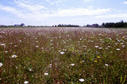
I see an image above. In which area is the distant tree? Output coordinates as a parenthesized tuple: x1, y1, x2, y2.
(57, 24, 80, 27)
(101, 21, 127, 28)
(86, 24, 100, 28)
(20, 23, 25, 27)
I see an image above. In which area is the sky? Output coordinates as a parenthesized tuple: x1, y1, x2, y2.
(0, 0, 127, 26)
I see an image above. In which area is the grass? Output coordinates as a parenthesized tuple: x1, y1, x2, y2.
(0, 28, 127, 84)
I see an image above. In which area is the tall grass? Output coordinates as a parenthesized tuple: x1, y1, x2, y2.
(0, 28, 127, 84)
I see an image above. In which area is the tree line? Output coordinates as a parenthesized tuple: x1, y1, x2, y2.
(52, 24, 80, 27)
(102, 21, 127, 28)
(0, 21, 127, 28)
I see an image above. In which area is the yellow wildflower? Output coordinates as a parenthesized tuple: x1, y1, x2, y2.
(94, 59, 97, 63)
(97, 56, 101, 59)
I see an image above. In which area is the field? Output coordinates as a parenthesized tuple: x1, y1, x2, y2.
(0, 27, 127, 84)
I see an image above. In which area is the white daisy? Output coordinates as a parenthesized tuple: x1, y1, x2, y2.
(70, 63, 75, 66)
(105, 64, 109, 67)
(99, 47, 103, 50)
(60, 51, 65, 55)
(122, 45, 125, 48)
(0, 43, 5, 47)
(19, 40, 22, 42)
(49, 64, 52, 68)
(36, 41, 39, 43)
(0, 62, 3, 67)
(11, 55, 17, 58)
(95, 46, 99, 48)
(28, 68, 32, 72)
(35, 45, 39, 48)
(5, 51, 8, 53)
(79, 78, 85, 82)
(44, 72, 48, 76)
(24, 81, 29, 84)
(116, 48, 120, 51)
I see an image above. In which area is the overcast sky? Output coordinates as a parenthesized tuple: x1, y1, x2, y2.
(0, 0, 127, 25)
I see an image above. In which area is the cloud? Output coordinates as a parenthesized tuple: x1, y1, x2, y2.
(46, 0, 66, 5)
(0, 5, 24, 18)
(0, 3, 111, 21)
(55, 8, 110, 17)
(0, 0, 111, 25)
(123, 1, 127, 4)
(14, 0, 46, 12)
(96, 13, 127, 19)
(83, 0, 94, 2)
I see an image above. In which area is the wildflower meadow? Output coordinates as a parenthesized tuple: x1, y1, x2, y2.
(0, 28, 127, 84)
